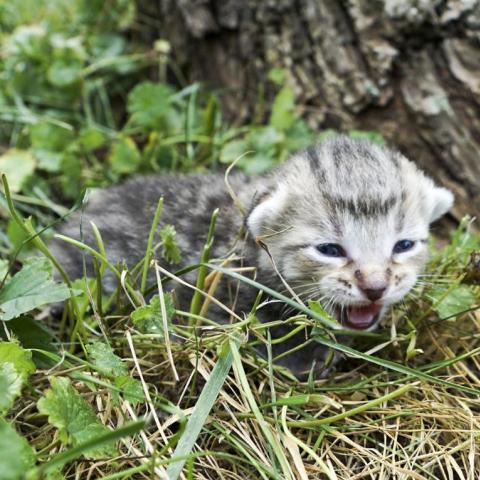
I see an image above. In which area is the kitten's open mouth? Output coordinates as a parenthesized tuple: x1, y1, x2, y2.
(335, 303, 382, 330)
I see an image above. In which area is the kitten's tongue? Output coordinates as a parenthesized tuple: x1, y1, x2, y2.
(345, 304, 381, 330)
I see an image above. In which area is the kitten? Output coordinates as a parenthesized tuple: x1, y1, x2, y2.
(51, 136, 453, 377)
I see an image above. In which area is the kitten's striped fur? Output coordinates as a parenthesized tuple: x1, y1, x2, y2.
(51, 136, 453, 377)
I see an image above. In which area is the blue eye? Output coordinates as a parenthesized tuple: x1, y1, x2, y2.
(316, 243, 346, 257)
(393, 240, 415, 254)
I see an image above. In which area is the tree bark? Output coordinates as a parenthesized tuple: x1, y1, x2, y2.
(138, 0, 480, 223)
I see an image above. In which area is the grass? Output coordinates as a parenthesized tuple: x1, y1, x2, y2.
(2, 178, 480, 478)
(1, 1, 480, 478)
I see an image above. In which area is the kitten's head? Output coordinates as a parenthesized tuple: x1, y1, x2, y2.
(247, 137, 453, 330)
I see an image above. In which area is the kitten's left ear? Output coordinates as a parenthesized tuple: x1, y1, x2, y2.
(429, 186, 454, 223)
(246, 185, 288, 238)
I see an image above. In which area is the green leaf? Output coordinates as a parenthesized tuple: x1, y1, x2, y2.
(0, 260, 8, 280)
(86, 341, 127, 377)
(7, 219, 31, 252)
(160, 224, 181, 264)
(108, 137, 141, 174)
(0, 363, 23, 414)
(78, 127, 106, 152)
(47, 59, 83, 87)
(283, 119, 315, 152)
(0, 257, 72, 321)
(89, 33, 125, 59)
(0, 342, 36, 380)
(269, 85, 296, 131)
(37, 376, 116, 459)
(308, 300, 340, 332)
(32, 421, 145, 478)
(131, 293, 174, 336)
(0, 149, 36, 192)
(30, 121, 74, 152)
(0, 316, 57, 368)
(268, 67, 286, 86)
(115, 376, 144, 405)
(35, 150, 65, 172)
(430, 285, 476, 319)
(219, 138, 250, 164)
(249, 126, 280, 152)
(348, 130, 386, 146)
(0, 419, 35, 480)
(127, 81, 174, 129)
(59, 152, 83, 199)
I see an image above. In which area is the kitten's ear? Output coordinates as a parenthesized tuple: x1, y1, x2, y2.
(429, 186, 454, 223)
(246, 186, 288, 237)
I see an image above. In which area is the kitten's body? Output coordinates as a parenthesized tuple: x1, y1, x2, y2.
(51, 137, 453, 377)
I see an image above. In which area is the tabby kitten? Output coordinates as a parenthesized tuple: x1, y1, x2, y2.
(51, 137, 453, 377)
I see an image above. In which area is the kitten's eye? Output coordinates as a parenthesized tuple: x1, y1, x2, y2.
(393, 239, 415, 254)
(316, 243, 346, 257)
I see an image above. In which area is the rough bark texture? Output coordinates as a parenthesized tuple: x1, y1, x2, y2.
(138, 0, 480, 222)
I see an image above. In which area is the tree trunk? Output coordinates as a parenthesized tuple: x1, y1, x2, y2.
(138, 0, 480, 224)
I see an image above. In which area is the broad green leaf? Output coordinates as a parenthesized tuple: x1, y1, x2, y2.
(240, 153, 277, 175)
(47, 60, 83, 87)
(0, 363, 23, 414)
(283, 119, 315, 152)
(249, 126, 280, 152)
(219, 138, 250, 164)
(160, 224, 181, 264)
(269, 85, 295, 131)
(78, 127, 106, 152)
(0, 342, 36, 380)
(38, 376, 116, 459)
(0, 317, 57, 368)
(30, 121, 74, 152)
(0, 419, 35, 480)
(115, 376, 144, 405)
(108, 137, 141, 174)
(130, 293, 174, 336)
(430, 285, 476, 319)
(31, 120, 73, 173)
(8, 219, 31, 251)
(34, 150, 63, 172)
(0, 257, 71, 321)
(0, 149, 36, 192)
(127, 81, 174, 129)
(89, 33, 126, 59)
(87, 341, 127, 377)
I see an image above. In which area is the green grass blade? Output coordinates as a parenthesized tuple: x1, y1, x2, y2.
(208, 264, 480, 396)
(141, 197, 163, 294)
(206, 264, 340, 330)
(166, 339, 234, 479)
(189, 209, 219, 318)
(314, 337, 480, 396)
(29, 420, 145, 477)
(230, 340, 294, 479)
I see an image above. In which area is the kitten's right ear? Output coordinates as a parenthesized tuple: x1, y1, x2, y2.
(429, 186, 454, 223)
(246, 186, 288, 238)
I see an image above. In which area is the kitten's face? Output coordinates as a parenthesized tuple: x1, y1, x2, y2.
(247, 138, 453, 330)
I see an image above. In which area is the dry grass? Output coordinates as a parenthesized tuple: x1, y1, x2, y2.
(4, 211, 480, 479)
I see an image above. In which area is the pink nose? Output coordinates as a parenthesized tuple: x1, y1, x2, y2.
(361, 287, 387, 302)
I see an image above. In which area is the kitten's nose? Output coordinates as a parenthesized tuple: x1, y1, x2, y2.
(361, 287, 387, 302)
(355, 268, 389, 302)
